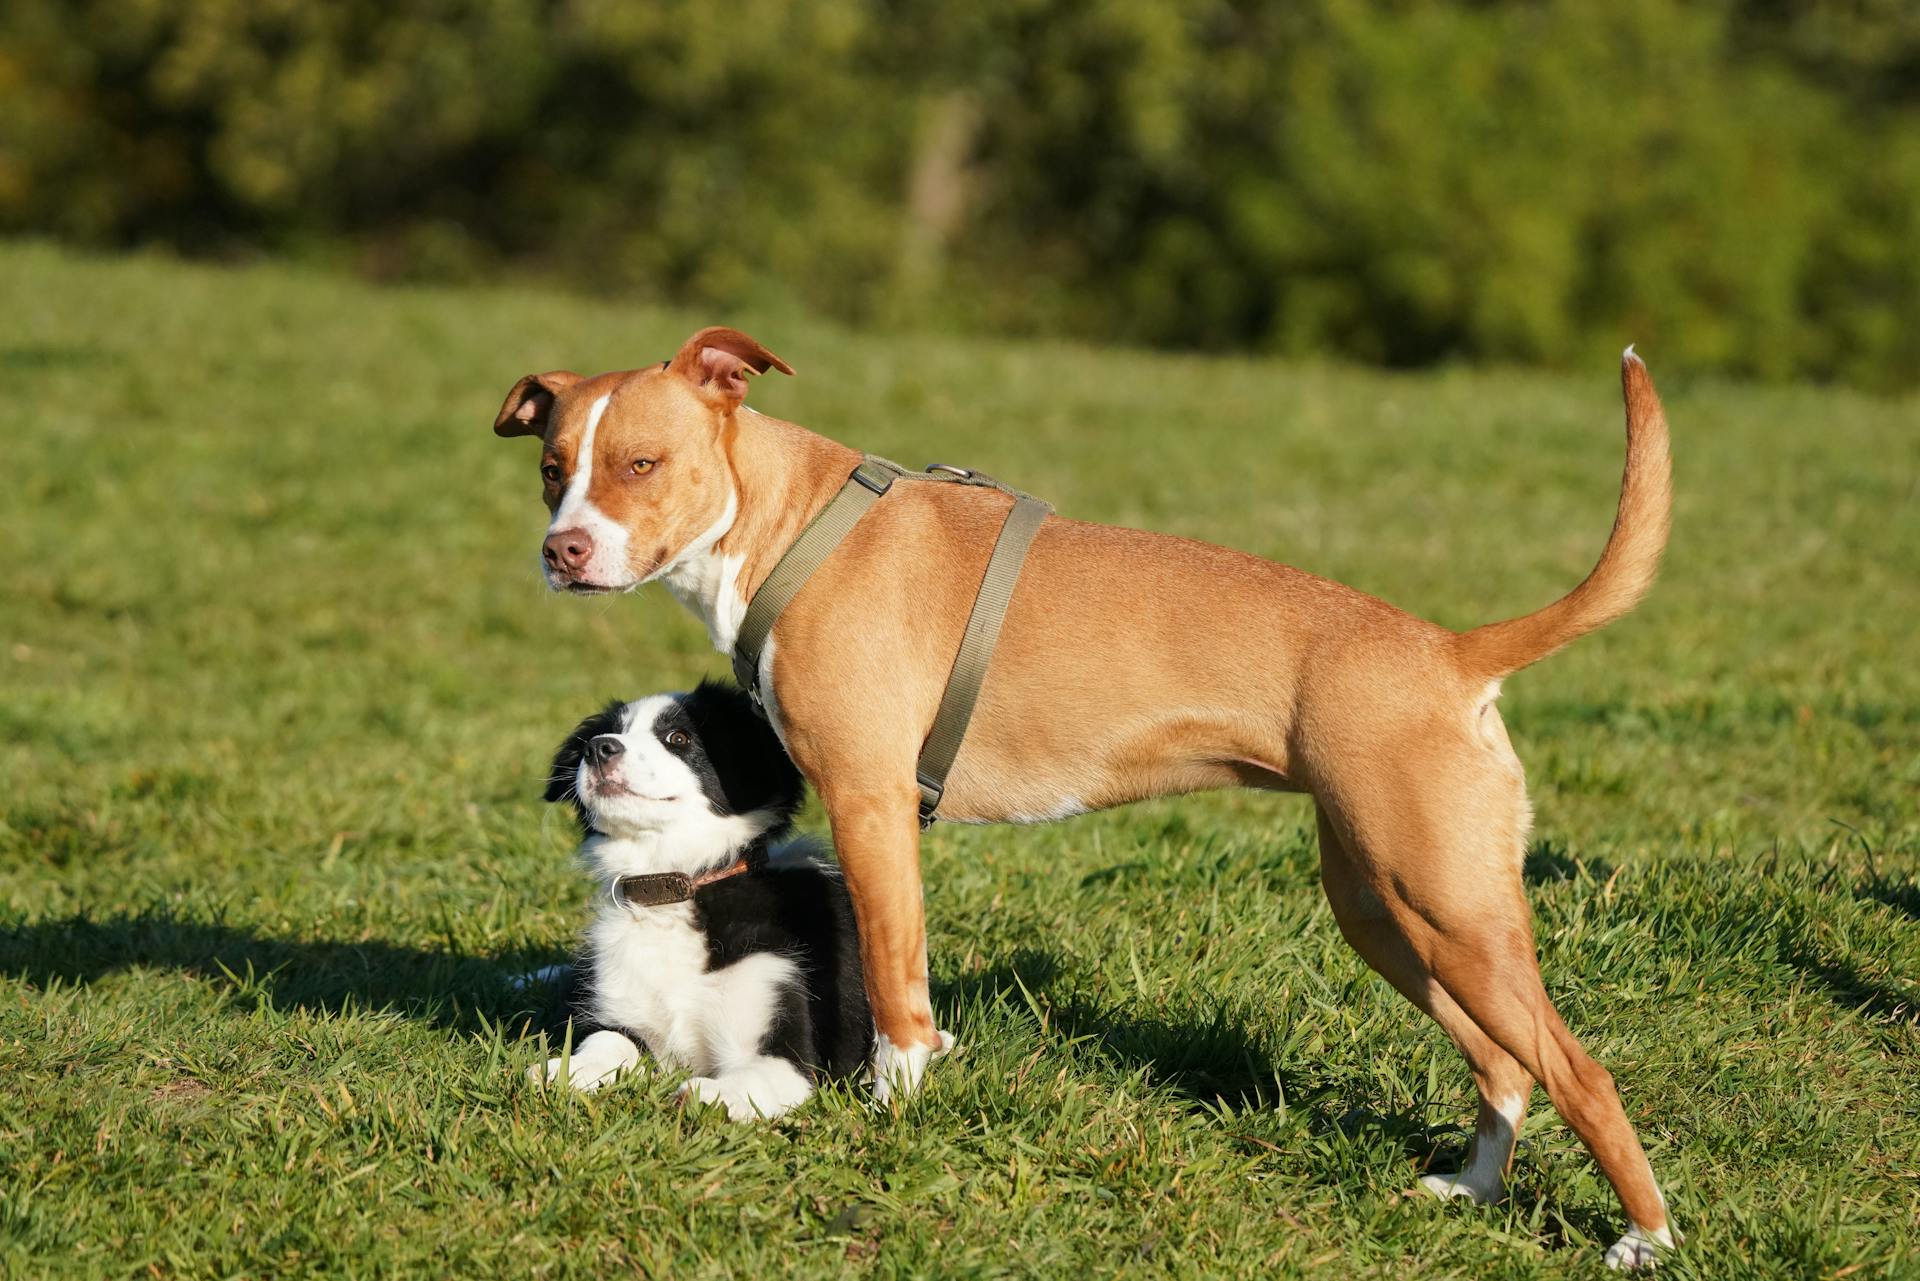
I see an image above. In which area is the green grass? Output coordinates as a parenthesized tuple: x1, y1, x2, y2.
(2, 241, 1916, 1279)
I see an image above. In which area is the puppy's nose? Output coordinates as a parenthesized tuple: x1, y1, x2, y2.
(587, 735, 624, 766)
(543, 527, 594, 574)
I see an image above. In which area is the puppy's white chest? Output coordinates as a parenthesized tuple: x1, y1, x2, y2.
(587, 906, 712, 1067)
(586, 904, 799, 1076)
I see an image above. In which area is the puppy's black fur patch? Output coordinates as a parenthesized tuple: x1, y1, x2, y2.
(696, 857, 871, 1077)
(645, 681, 805, 826)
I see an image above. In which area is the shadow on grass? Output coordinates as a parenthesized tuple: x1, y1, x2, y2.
(1776, 894, 1917, 1026)
(939, 948, 1442, 1160)
(1778, 937, 1916, 1024)
(1859, 872, 1920, 924)
(1522, 841, 1614, 886)
(0, 906, 573, 1035)
(940, 947, 1652, 1252)
(12, 912, 1634, 1244)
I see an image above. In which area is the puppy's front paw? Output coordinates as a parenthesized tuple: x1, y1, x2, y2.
(676, 1076, 749, 1120)
(532, 1029, 641, 1093)
(677, 1059, 813, 1121)
(537, 1056, 615, 1092)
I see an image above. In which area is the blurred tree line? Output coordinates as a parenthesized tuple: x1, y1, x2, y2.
(4, 0, 1917, 388)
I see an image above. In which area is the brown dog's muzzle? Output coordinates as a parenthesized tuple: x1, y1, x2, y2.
(543, 527, 594, 577)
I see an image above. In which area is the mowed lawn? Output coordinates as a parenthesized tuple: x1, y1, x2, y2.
(2, 242, 1916, 1279)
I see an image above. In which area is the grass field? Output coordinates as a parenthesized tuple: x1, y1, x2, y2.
(2, 242, 1916, 1279)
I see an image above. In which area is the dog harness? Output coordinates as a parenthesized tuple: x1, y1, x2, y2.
(612, 843, 769, 910)
(731, 457, 1052, 827)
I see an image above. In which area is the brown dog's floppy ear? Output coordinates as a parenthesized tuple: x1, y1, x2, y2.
(667, 327, 794, 408)
(493, 371, 582, 438)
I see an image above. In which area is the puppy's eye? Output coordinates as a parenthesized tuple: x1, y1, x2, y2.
(540, 464, 562, 485)
(664, 730, 691, 750)
(630, 458, 655, 476)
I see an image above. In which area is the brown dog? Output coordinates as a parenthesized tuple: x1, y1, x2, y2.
(495, 330, 1677, 1269)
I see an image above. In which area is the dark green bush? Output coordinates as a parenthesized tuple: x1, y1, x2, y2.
(3, 0, 1915, 388)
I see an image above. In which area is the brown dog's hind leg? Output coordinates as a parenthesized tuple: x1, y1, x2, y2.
(1415, 910, 1674, 1267)
(1318, 811, 1533, 1206)
(1316, 767, 1674, 1270)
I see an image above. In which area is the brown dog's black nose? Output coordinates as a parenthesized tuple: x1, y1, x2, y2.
(588, 735, 624, 766)
(543, 527, 594, 575)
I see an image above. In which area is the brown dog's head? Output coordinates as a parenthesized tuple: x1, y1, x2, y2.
(493, 327, 794, 593)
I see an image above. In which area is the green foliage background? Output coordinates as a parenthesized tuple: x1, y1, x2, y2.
(4, 0, 1919, 388)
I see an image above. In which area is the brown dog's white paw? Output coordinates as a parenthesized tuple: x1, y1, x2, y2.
(870, 1029, 955, 1105)
(1417, 1169, 1505, 1205)
(1604, 1222, 1676, 1271)
(1417, 1095, 1521, 1207)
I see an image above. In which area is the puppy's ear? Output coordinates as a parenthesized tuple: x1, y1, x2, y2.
(494, 371, 582, 438)
(542, 730, 587, 804)
(689, 679, 804, 821)
(667, 327, 794, 409)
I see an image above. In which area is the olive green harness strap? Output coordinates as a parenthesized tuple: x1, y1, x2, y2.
(912, 491, 1049, 821)
(730, 456, 1052, 826)
(729, 459, 899, 694)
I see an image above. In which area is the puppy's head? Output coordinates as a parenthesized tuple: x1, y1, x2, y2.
(493, 328, 794, 594)
(544, 681, 803, 844)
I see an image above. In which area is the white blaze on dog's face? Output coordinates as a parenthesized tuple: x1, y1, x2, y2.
(491, 328, 793, 595)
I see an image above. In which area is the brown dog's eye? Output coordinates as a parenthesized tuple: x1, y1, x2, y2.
(664, 730, 691, 750)
(631, 458, 655, 476)
(540, 464, 562, 485)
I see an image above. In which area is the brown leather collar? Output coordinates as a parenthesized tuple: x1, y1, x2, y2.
(611, 844, 769, 910)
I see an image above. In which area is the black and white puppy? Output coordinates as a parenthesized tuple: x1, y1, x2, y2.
(535, 680, 871, 1119)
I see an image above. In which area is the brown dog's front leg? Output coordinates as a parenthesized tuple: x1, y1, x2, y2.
(823, 779, 951, 1103)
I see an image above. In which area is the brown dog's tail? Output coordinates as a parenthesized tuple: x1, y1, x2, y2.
(1455, 348, 1673, 680)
